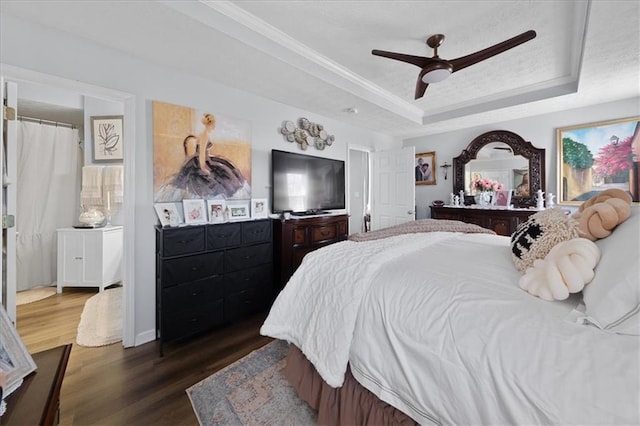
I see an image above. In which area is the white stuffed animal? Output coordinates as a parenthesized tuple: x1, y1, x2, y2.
(518, 238, 601, 301)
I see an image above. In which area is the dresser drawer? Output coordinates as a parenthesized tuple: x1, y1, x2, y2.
(310, 224, 338, 244)
(224, 264, 272, 295)
(243, 220, 271, 245)
(162, 299, 224, 342)
(160, 226, 205, 257)
(206, 223, 242, 250)
(162, 276, 224, 313)
(160, 251, 224, 288)
(224, 286, 270, 322)
(225, 243, 272, 272)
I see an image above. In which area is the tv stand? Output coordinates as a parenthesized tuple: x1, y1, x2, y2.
(273, 214, 348, 291)
(290, 210, 329, 217)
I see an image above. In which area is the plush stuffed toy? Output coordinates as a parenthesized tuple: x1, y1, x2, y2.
(511, 188, 632, 300)
(572, 188, 632, 240)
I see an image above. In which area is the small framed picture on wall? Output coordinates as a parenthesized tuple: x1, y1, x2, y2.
(183, 199, 207, 225)
(91, 115, 124, 162)
(415, 151, 437, 186)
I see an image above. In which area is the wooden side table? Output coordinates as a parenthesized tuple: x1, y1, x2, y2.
(3, 344, 72, 426)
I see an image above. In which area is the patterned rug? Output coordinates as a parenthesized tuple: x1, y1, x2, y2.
(187, 339, 317, 426)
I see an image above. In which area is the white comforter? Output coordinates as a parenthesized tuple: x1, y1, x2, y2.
(261, 232, 640, 425)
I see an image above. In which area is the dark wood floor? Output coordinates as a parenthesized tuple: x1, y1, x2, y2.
(16, 288, 273, 425)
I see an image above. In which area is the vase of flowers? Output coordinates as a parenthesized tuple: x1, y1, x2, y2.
(471, 177, 504, 206)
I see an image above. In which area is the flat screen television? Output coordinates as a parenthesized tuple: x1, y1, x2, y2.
(271, 149, 345, 215)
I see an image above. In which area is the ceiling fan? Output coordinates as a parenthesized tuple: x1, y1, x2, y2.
(372, 30, 536, 100)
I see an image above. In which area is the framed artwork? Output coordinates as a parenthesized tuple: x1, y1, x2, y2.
(415, 152, 437, 186)
(494, 189, 513, 207)
(251, 198, 268, 219)
(152, 101, 252, 202)
(91, 115, 124, 162)
(183, 199, 207, 225)
(227, 201, 251, 221)
(1, 304, 37, 397)
(207, 199, 226, 223)
(557, 117, 639, 204)
(154, 202, 183, 227)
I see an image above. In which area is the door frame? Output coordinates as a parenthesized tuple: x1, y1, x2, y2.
(0, 64, 136, 347)
(347, 145, 371, 235)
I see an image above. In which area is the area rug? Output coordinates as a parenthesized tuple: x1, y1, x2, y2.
(76, 286, 123, 347)
(187, 339, 317, 426)
(16, 286, 56, 305)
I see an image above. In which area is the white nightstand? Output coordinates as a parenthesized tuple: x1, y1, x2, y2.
(56, 226, 123, 293)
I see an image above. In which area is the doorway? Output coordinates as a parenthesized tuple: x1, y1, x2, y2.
(2, 66, 135, 347)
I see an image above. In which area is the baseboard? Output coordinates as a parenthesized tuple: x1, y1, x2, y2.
(134, 329, 156, 347)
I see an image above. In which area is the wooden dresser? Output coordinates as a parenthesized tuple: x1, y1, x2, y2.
(430, 205, 539, 236)
(3, 344, 72, 426)
(273, 214, 348, 290)
(155, 220, 273, 355)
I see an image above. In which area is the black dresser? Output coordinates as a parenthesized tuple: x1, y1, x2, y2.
(155, 219, 273, 355)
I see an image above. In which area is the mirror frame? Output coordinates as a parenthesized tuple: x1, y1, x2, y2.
(453, 130, 545, 207)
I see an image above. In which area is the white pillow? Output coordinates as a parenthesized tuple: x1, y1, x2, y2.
(582, 205, 640, 335)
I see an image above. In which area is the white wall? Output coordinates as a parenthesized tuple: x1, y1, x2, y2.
(404, 97, 640, 219)
(1, 14, 396, 345)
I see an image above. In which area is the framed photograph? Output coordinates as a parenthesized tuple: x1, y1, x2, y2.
(154, 202, 183, 227)
(415, 151, 437, 186)
(206, 199, 226, 223)
(494, 189, 513, 207)
(91, 115, 124, 162)
(557, 116, 639, 204)
(251, 198, 268, 219)
(183, 199, 207, 225)
(1, 304, 37, 397)
(227, 200, 251, 221)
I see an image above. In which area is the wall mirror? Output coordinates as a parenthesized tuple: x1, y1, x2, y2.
(453, 130, 545, 207)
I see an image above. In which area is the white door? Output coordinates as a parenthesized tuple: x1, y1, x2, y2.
(371, 146, 415, 230)
(1, 80, 18, 322)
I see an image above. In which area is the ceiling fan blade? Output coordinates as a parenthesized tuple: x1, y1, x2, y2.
(415, 78, 429, 100)
(372, 49, 430, 68)
(449, 30, 536, 73)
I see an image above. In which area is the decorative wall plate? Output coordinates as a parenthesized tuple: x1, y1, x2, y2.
(278, 117, 335, 151)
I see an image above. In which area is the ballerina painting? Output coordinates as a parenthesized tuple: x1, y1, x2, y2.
(153, 101, 251, 202)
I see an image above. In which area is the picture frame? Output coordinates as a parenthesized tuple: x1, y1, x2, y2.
(415, 151, 437, 186)
(557, 116, 639, 204)
(1, 304, 37, 397)
(154, 202, 183, 227)
(206, 199, 227, 223)
(227, 200, 251, 221)
(251, 198, 268, 219)
(493, 189, 513, 207)
(91, 115, 124, 162)
(182, 199, 207, 225)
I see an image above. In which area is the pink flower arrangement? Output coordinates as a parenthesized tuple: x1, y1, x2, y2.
(471, 177, 504, 192)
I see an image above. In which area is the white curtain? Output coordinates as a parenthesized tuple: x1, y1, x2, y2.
(17, 121, 80, 291)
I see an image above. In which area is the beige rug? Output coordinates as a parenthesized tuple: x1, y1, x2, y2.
(76, 286, 123, 347)
(16, 286, 57, 305)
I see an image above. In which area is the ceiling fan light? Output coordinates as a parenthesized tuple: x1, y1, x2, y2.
(421, 67, 452, 83)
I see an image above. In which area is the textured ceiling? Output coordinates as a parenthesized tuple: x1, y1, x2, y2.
(2, 0, 639, 138)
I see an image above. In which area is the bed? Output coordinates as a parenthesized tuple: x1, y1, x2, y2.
(261, 210, 640, 425)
